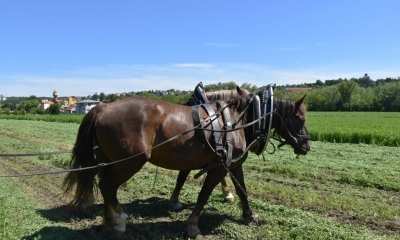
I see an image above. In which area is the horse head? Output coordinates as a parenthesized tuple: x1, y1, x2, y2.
(273, 95, 311, 155)
(233, 85, 310, 156)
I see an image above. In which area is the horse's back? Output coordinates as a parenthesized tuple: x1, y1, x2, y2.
(92, 96, 211, 168)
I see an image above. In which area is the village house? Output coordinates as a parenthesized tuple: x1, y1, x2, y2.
(75, 99, 101, 114)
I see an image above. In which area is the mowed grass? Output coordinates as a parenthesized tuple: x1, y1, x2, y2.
(0, 119, 400, 239)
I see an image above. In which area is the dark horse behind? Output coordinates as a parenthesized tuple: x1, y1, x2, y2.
(63, 85, 310, 238)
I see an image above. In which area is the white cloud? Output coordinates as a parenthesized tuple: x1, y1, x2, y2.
(1, 63, 399, 97)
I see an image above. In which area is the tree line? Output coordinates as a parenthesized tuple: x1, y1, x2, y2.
(277, 77, 400, 111)
(1, 78, 400, 114)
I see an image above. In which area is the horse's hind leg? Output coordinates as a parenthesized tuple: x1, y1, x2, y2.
(99, 159, 147, 238)
(170, 170, 190, 210)
(79, 190, 95, 209)
(230, 165, 258, 221)
(221, 176, 234, 202)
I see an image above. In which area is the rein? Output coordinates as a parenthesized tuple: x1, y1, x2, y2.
(0, 150, 71, 157)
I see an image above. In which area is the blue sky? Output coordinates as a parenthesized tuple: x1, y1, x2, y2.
(1, 1, 399, 97)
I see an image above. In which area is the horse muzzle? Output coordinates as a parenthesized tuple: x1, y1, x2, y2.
(293, 134, 311, 155)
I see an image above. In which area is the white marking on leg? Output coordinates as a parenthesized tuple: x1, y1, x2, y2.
(111, 210, 127, 232)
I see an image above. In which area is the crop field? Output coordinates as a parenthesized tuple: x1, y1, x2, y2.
(1, 111, 399, 146)
(0, 112, 400, 239)
(307, 112, 400, 146)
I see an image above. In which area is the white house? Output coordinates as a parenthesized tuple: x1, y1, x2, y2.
(76, 100, 101, 114)
(41, 100, 53, 110)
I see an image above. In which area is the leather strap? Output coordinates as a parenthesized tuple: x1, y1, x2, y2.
(202, 103, 224, 152)
(192, 105, 206, 145)
(217, 101, 233, 167)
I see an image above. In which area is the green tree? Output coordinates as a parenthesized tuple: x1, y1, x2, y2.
(91, 92, 100, 100)
(240, 82, 258, 92)
(140, 92, 158, 99)
(337, 80, 357, 110)
(160, 94, 176, 103)
(35, 107, 44, 114)
(351, 87, 375, 111)
(48, 103, 61, 115)
(306, 86, 340, 111)
(375, 82, 400, 111)
(106, 94, 118, 102)
(3, 108, 11, 115)
(19, 99, 39, 113)
(99, 92, 106, 101)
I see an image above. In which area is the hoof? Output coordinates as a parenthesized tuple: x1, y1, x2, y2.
(250, 213, 259, 223)
(105, 212, 128, 238)
(224, 192, 234, 202)
(78, 194, 95, 210)
(109, 230, 125, 239)
(171, 202, 183, 211)
(104, 226, 125, 239)
(244, 212, 259, 222)
(187, 225, 201, 239)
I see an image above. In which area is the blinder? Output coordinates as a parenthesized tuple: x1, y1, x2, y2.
(277, 114, 311, 151)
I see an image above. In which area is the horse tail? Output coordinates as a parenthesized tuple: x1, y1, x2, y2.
(63, 104, 104, 207)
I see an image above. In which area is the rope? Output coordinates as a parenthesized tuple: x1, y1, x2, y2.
(0, 150, 71, 157)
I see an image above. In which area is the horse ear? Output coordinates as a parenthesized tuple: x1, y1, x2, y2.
(236, 86, 243, 95)
(295, 95, 306, 109)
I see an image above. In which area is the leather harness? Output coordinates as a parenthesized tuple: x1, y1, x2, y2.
(189, 82, 279, 178)
(189, 83, 234, 170)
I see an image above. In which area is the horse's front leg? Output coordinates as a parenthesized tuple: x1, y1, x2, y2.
(186, 167, 227, 238)
(170, 170, 191, 210)
(230, 165, 259, 221)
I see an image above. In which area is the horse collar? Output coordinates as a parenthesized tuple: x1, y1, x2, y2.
(253, 84, 275, 155)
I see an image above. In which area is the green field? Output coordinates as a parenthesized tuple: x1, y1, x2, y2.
(1, 111, 399, 146)
(0, 113, 400, 239)
(307, 112, 400, 146)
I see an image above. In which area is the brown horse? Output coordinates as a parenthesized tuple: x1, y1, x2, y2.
(63, 86, 310, 238)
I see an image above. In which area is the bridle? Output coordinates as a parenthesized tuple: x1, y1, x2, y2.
(270, 110, 311, 152)
(247, 85, 310, 154)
